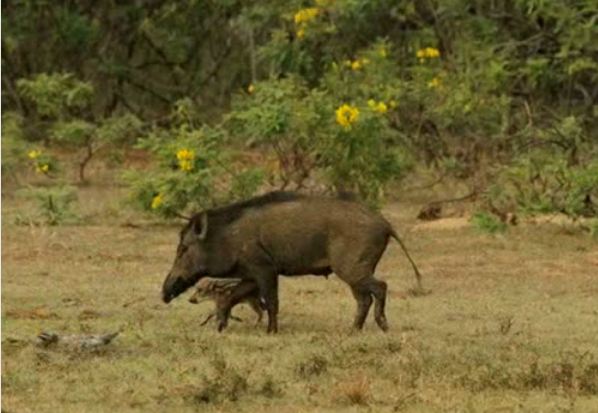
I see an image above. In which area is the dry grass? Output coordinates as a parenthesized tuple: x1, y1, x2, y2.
(332, 373, 371, 405)
(2, 177, 598, 412)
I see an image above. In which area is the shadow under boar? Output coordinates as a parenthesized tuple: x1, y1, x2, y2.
(162, 191, 422, 333)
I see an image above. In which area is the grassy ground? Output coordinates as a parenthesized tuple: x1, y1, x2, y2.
(2, 177, 598, 412)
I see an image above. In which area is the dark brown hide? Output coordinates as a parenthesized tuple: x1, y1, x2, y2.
(162, 191, 422, 333)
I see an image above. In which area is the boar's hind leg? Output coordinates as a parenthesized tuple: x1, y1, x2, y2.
(367, 278, 389, 332)
(350, 282, 373, 330)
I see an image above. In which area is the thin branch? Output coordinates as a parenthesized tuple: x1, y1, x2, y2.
(123, 76, 173, 104)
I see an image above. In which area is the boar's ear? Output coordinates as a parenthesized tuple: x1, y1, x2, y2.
(193, 212, 208, 241)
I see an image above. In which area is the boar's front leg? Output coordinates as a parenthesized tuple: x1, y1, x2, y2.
(254, 273, 279, 334)
(248, 297, 264, 324)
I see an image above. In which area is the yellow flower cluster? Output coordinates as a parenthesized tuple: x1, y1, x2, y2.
(416, 47, 440, 63)
(345, 58, 370, 70)
(367, 99, 388, 114)
(151, 193, 163, 209)
(428, 76, 442, 89)
(247, 84, 255, 94)
(35, 164, 49, 174)
(344, 58, 370, 71)
(28, 149, 42, 159)
(176, 148, 195, 172)
(294, 7, 319, 24)
(294, 7, 319, 38)
(28, 149, 50, 174)
(336, 104, 359, 128)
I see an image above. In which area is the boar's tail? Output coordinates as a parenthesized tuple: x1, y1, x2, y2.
(389, 229, 423, 291)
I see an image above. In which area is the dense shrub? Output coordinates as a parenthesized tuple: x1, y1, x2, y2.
(15, 185, 79, 226)
(125, 117, 264, 218)
(3, 1, 597, 217)
(16, 73, 142, 182)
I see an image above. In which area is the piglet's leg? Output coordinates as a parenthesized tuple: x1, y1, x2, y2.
(199, 312, 215, 326)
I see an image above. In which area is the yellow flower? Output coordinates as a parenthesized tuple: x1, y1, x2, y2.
(247, 84, 255, 94)
(151, 193, 163, 209)
(349, 57, 370, 70)
(296, 27, 306, 39)
(176, 148, 195, 161)
(335, 104, 359, 128)
(179, 160, 194, 171)
(367, 100, 388, 114)
(426, 47, 440, 58)
(294, 7, 319, 25)
(176, 148, 195, 171)
(28, 149, 42, 159)
(416, 47, 440, 62)
(428, 77, 441, 88)
(374, 102, 388, 114)
(35, 164, 49, 174)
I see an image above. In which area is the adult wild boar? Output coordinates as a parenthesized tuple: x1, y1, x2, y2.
(162, 191, 422, 333)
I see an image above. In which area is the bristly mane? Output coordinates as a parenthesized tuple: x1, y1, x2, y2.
(185, 191, 304, 233)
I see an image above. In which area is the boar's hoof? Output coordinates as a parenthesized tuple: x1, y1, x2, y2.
(217, 320, 227, 332)
(375, 316, 389, 332)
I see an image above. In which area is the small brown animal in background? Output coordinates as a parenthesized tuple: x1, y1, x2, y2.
(189, 278, 263, 329)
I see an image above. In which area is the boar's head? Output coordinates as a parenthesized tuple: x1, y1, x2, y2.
(162, 213, 210, 303)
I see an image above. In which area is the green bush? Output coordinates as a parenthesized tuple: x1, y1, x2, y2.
(471, 211, 507, 234)
(228, 41, 411, 206)
(1, 112, 28, 178)
(487, 117, 598, 219)
(16, 185, 79, 226)
(17, 73, 93, 119)
(16, 73, 142, 182)
(1, 112, 60, 179)
(125, 119, 264, 218)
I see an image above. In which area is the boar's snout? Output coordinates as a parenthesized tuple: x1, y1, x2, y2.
(162, 271, 201, 303)
(162, 291, 174, 304)
(162, 272, 181, 303)
(162, 285, 175, 304)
